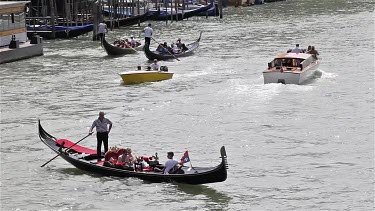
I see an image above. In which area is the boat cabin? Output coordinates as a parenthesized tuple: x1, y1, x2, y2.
(266, 53, 316, 72)
(0, 1, 29, 47)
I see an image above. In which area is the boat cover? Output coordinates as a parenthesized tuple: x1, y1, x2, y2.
(56, 139, 97, 155)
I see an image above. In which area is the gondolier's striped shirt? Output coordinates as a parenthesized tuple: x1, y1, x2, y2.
(91, 118, 112, 133)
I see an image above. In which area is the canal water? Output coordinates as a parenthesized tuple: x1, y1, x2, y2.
(1, 0, 374, 210)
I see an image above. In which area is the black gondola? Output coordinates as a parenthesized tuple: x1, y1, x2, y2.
(144, 32, 202, 61)
(27, 24, 93, 39)
(148, 1, 214, 21)
(102, 36, 143, 56)
(38, 121, 228, 185)
(104, 10, 159, 28)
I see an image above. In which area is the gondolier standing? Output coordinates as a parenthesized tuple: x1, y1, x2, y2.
(89, 111, 112, 161)
(143, 23, 153, 45)
(98, 21, 108, 42)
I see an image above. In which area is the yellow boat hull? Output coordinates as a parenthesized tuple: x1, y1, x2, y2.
(119, 71, 173, 84)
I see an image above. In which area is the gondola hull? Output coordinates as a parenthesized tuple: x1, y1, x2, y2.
(102, 36, 143, 56)
(144, 32, 202, 61)
(38, 121, 228, 184)
(27, 24, 93, 39)
(104, 10, 159, 28)
(148, 1, 214, 21)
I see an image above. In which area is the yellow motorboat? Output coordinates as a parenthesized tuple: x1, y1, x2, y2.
(119, 68, 173, 84)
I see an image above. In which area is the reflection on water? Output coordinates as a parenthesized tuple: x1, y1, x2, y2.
(313, 70, 323, 78)
(55, 167, 90, 176)
(176, 183, 232, 207)
(0, 0, 373, 210)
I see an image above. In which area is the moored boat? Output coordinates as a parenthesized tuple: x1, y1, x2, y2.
(148, 0, 214, 21)
(27, 24, 93, 39)
(263, 52, 320, 84)
(102, 36, 143, 56)
(119, 68, 173, 84)
(0, 1, 43, 64)
(104, 10, 158, 28)
(144, 31, 202, 61)
(38, 121, 228, 184)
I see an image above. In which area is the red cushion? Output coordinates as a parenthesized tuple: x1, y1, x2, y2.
(143, 167, 154, 172)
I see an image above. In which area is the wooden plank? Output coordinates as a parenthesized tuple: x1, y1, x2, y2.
(0, 6, 25, 14)
(0, 28, 26, 36)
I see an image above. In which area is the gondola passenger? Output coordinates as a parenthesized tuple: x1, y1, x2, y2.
(117, 148, 135, 167)
(124, 39, 132, 48)
(171, 43, 180, 54)
(156, 44, 164, 53)
(181, 43, 188, 51)
(163, 42, 171, 54)
(163, 152, 180, 174)
(130, 35, 137, 48)
(176, 38, 182, 49)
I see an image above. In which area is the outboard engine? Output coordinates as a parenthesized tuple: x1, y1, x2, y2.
(160, 66, 168, 72)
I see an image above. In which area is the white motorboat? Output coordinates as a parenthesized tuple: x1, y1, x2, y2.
(263, 53, 320, 84)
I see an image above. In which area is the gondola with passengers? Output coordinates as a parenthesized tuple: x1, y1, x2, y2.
(144, 31, 202, 61)
(38, 120, 228, 184)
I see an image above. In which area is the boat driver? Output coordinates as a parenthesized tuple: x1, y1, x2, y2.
(150, 59, 160, 71)
(291, 44, 303, 53)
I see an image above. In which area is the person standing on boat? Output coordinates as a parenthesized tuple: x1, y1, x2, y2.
(89, 111, 113, 161)
(291, 44, 303, 53)
(308, 46, 319, 59)
(98, 21, 108, 42)
(143, 23, 153, 45)
(163, 152, 179, 174)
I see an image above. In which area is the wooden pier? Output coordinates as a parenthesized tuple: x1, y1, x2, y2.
(5, 0, 221, 40)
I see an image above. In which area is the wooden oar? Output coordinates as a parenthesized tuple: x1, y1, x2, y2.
(151, 37, 180, 61)
(40, 133, 92, 167)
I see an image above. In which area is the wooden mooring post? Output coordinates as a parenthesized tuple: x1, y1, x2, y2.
(92, 1, 100, 41)
(49, 0, 56, 39)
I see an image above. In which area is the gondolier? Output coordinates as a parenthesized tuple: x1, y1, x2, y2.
(98, 21, 108, 42)
(143, 23, 153, 45)
(89, 111, 112, 161)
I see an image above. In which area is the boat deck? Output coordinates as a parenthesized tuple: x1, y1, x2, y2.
(0, 42, 34, 53)
(263, 66, 302, 73)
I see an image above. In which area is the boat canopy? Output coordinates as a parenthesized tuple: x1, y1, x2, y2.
(275, 53, 312, 60)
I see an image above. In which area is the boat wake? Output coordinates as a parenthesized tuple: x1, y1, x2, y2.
(313, 70, 323, 78)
